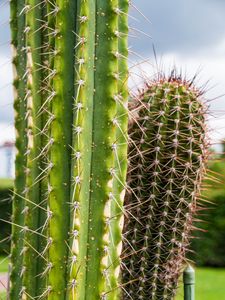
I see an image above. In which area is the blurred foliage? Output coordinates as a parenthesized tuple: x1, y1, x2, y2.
(0, 179, 13, 255)
(191, 150, 225, 267)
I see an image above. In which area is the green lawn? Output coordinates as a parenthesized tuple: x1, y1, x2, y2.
(0, 179, 13, 190)
(0, 256, 9, 273)
(0, 256, 9, 299)
(176, 268, 225, 300)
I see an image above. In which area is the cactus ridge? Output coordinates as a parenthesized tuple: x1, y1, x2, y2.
(121, 74, 209, 300)
(108, 1, 129, 299)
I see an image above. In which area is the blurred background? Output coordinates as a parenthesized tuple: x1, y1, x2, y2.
(0, 0, 225, 298)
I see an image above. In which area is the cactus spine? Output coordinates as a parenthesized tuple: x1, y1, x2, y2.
(122, 76, 209, 300)
(10, 1, 129, 299)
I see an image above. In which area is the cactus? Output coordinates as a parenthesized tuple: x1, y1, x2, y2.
(9, 1, 129, 299)
(121, 75, 209, 300)
(9, 1, 210, 299)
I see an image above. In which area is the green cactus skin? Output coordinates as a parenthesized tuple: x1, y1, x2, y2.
(67, 1, 96, 298)
(9, 0, 27, 298)
(122, 76, 209, 300)
(47, 0, 77, 299)
(68, 1, 129, 299)
(10, 1, 129, 299)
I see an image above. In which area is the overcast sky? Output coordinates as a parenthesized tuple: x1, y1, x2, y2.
(1, 0, 225, 146)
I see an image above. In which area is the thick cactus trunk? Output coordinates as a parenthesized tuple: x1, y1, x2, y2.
(122, 76, 209, 300)
(10, 1, 129, 299)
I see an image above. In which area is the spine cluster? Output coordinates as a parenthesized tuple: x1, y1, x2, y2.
(121, 76, 209, 300)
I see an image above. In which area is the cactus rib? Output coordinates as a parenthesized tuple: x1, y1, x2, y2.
(108, 1, 129, 299)
(68, 0, 96, 298)
(47, 0, 77, 298)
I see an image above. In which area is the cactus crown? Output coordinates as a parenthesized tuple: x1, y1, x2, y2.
(121, 74, 209, 299)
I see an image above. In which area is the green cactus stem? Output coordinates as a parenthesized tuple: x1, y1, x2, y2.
(9, 0, 27, 298)
(68, 1, 129, 299)
(9, 1, 129, 299)
(122, 75, 209, 300)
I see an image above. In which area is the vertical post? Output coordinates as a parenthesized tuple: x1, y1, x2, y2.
(183, 265, 195, 300)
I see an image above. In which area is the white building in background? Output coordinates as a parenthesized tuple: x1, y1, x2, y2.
(0, 141, 15, 178)
(0, 123, 16, 178)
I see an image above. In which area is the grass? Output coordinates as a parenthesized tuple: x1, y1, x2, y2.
(0, 256, 9, 299)
(176, 268, 225, 300)
(0, 179, 13, 191)
(0, 292, 6, 299)
(0, 256, 9, 274)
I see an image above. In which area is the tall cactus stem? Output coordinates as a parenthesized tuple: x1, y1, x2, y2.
(9, 1, 129, 298)
(9, 0, 27, 298)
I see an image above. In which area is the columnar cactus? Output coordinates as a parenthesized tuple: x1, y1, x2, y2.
(121, 75, 209, 300)
(9, 1, 129, 299)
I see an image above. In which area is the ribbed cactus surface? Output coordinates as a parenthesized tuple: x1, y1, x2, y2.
(121, 76, 209, 300)
(9, 1, 129, 299)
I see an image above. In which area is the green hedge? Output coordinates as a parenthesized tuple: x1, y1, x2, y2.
(190, 157, 225, 267)
(0, 179, 13, 255)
